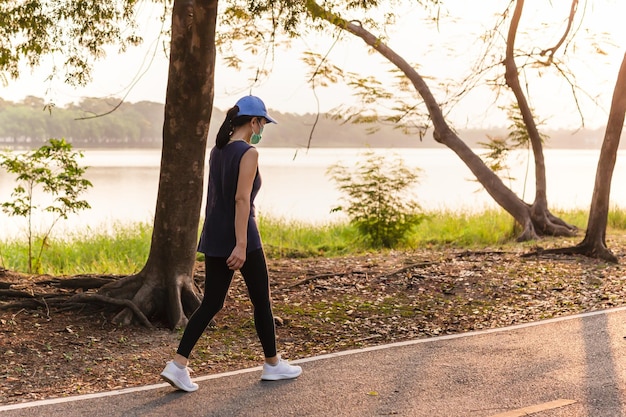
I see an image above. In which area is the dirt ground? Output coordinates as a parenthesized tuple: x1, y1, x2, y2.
(2, 236, 626, 406)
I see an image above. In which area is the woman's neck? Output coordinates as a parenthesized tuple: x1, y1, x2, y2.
(231, 125, 252, 142)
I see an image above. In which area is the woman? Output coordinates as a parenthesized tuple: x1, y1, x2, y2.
(160, 95, 302, 392)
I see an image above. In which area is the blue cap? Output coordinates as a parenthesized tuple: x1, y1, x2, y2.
(234, 95, 277, 124)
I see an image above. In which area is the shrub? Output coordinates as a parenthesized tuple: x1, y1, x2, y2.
(327, 150, 424, 248)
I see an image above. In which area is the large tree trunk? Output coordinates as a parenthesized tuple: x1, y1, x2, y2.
(98, 0, 218, 328)
(307, 1, 575, 241)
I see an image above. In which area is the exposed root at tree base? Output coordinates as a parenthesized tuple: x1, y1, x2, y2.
(524, 243, 619, 264)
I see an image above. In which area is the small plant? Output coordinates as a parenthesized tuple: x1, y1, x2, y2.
(0, 138, 92, 273)
(478, 103, 549, 189)
(327, 150, 424, 248)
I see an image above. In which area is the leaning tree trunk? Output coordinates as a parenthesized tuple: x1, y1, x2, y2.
(306, 0, 575, 241)
(550, 52, 626, 263)
(98, 0, 218, 328)
(504, 0, 575, 236)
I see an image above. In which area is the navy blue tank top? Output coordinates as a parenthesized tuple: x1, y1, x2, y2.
(198, 140, 262, 257)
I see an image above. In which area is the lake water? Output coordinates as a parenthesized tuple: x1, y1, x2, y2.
(1, 147, 625, 239)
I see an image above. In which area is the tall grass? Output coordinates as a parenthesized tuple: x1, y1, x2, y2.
(607, 206, 626, 229)
(408, 209, 518, 247)
(1, 222, 153, 276)
(257, 216, 364, 258)
(1, 208, 625, 275)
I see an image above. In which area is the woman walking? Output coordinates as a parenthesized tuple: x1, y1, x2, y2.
(160, 95, 302, 392)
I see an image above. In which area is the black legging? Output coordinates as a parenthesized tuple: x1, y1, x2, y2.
(176, 248, 277, 359)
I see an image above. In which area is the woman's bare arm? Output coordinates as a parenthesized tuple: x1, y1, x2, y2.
(226, 148, 258, 270)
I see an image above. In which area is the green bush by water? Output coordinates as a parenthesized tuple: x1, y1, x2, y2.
(1, 208, 624, 275)
(327, 150, 424, 248)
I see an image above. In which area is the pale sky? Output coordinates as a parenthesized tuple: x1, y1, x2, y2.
(2, 0, 625, 129)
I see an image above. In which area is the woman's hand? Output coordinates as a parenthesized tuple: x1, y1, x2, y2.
(227, 245, 246, 270)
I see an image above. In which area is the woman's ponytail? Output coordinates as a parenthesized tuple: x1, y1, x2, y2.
(215, 106, 240, 149)
(215, 105, 255, 149)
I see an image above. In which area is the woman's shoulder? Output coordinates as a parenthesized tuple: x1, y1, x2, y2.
(211, 142, 257, 166)
(211, 140, 251, 154)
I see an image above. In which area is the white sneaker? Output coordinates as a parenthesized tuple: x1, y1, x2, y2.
(160, 361, 199, 392)
(261, 356, 302, 381)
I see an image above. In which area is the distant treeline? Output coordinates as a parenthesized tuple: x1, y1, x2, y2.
(0, 96, 608, 149)
(0, 96, 164, 148)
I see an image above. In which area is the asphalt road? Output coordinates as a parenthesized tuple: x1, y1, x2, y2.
(2, 307, 626, 417)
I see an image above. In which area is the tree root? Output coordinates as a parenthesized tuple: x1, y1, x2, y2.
(39, 276, 119, 289)
(0, 276, 155, 327)
(69, 293, 153, 328)
(455, 251, 510, 258)
(279, 272, 352, 290)
(516, 207, 579, 242)
(281, 262, 440, 288)
(0, 289, 37, 298)
(0, 299, 46, 310)
(523, 243, 618, 264)
(379, 262, 436, 279)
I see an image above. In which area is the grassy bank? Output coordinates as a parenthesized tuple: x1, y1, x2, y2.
(2, 207, 626, 276)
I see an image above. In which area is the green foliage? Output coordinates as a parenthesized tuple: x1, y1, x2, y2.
(479, 103, 549, 179)
(0, 138, 92, 273)
(327, 150, 424, 248)
(0, 0, 141, 84)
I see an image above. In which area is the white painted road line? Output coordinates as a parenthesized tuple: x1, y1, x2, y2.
(489, 399, 578, 417)
(2, 306, 625, 413)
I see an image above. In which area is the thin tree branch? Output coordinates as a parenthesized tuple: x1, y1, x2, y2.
(539, 0, 579, 63)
